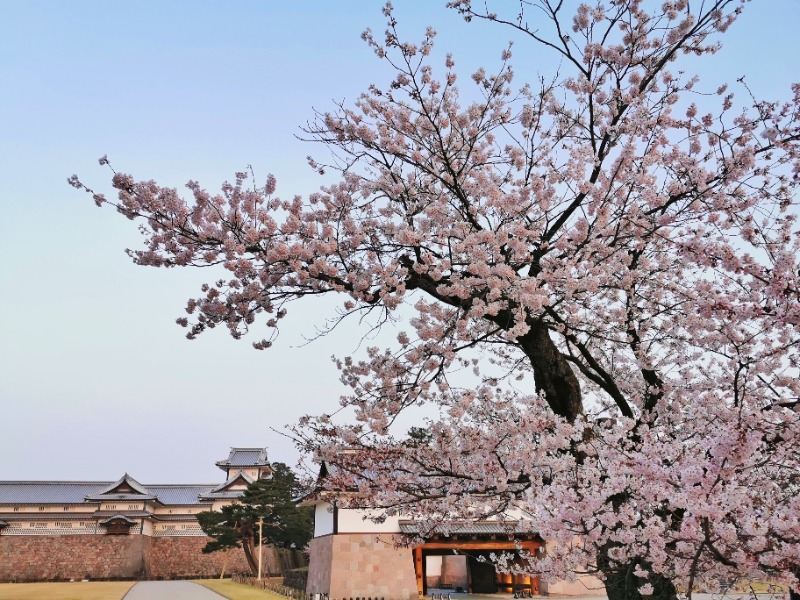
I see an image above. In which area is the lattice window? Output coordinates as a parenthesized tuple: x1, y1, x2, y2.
(152, 524, 205, 537)
(5, 522, 96, 535)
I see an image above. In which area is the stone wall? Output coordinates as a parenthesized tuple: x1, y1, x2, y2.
(144, 537, 251, 580)
(0, 535, 146, 582)
(307, 535, 334, 594)
(307, 534, 418, 600)
(0, 534, 261, 582)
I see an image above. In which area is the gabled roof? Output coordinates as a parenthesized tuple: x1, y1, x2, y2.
(302, 455, 369, 502)
(99, 514, 136, 525)
(85, 474, 156, 501)
(93, 510, 151, 519)
(215, 447, 269, 470)
(199, 470, 254, 500)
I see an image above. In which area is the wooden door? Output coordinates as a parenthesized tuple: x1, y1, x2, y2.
(469, 558, 498, 594)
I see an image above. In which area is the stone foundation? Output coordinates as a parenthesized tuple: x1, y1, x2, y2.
(144, 537, 252, 580)
(307, 534, 418, 600)
(0, 535, 256, 582)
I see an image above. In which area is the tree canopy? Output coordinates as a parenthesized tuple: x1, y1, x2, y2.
(72, 2, 800, 599)
(196, 463, 313, 575)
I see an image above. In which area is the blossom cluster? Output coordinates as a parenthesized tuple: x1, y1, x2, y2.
(73, 1, 800, 597)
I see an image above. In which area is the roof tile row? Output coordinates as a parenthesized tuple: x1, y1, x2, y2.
(0, 482, 219, 506)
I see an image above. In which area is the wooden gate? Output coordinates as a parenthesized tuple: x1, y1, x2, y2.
(469, 557, 498, 594)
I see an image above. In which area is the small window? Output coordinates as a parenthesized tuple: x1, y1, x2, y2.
(63, 506, 69, 511)
(56, 522, 72, 528)
(106, 504, 117, 510)
(128, 504, 137, 510)
(13, 507, 19, 512)
(38, 506, 45, 511)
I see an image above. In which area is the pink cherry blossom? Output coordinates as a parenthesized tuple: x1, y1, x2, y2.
(72, 2, 800, 600)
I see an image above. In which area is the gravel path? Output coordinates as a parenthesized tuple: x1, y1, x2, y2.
(124, 581, 226, 600)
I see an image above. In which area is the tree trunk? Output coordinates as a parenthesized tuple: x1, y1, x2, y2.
(242, 530, 258, 575)
(518, 322, 678, 600)
(598, 550, 678, 600)
(519, 320, 584, 422)
(219, 554, 229, 580)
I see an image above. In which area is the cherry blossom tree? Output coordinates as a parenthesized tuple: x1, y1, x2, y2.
(71, 2, 800, 600)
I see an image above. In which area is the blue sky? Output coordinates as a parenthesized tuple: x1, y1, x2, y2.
(0, 1, 797, 484)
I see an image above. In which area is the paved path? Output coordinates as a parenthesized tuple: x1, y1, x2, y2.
(124, 581, 226, 600)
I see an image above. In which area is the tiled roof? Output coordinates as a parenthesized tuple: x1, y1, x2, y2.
(216, 447, 269, 469)
(0, 482, 224, 507)
(398, 521, 528, 535)
(208, 471, 254, 494)
(99, 514, 137, 525)
(92, 511, 151, 519)
(152, 514, 201, 522)
(86, 474, 153, 500)
(198, 491, 244, 500)
(148, 485, 217, 505)
(198, 471, 253, 500)
(0, 482, 109, 504)
(88, 492, 159, 501)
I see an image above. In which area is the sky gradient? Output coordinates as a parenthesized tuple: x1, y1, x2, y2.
(1, 1, 798, 484)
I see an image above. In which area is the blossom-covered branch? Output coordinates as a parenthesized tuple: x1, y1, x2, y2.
(73, 2, 800, 599)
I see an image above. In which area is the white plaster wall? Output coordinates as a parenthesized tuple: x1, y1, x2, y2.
(141, 519, 154, 536)
(427, 555, 442, 576)
(153, 505, 199, 515)
(336, 506, 401, 533)
(314, 502, 335, 537)
(211, 500, 232, 511)
(313, 502, 402, 535)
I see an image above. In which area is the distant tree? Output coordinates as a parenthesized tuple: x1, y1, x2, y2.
(196, 463, 313, 575)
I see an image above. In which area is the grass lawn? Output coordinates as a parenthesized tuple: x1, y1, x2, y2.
(0, 581, 134, 600)
(737, 581, 788, 593)
(195, 579, 289, 600)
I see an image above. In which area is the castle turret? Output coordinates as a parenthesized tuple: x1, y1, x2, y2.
(214, 447, 270, 481)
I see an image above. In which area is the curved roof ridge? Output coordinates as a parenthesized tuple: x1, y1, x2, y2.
(95, 473, 150, 496)
(215, 447, 269, 469)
